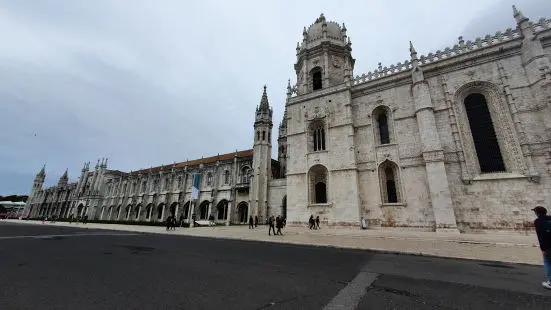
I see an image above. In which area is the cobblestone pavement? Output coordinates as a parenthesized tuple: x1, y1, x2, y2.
(4, 219, 543, 265)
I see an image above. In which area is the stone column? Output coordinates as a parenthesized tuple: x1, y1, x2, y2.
(207, 201, 213, 219)
(189, 201, 196, 228)
(410, 42, 458, 234)
(226, 201, 232, 226)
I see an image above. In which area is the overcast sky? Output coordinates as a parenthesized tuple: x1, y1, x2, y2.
(1, 0, 550, 195)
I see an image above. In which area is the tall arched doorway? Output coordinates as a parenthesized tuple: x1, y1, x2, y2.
(157, 203, 165, 221)
(77, 204, 84, 217)
(216, 200, 228, 220)
(169, 202, 178, 217)
(182, 201, 190, 219)
(199, 201, 209, 220)
(237, 202, 248, 223)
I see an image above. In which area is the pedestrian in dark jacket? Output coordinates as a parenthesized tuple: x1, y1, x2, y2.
(276, 216, 283, 235)
(533, 206, 551, 290)
(249, 216, 254, 229)
(268, 216, 276, 236)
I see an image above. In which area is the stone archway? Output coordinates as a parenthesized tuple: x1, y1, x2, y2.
(169, 202, 178, 217)
(134, 204, 141, 221)
(237, 202, 248, 223)
(216, 200, 228, 220)
(145, 204, 152, 221)
(199, 201, 209, 220)
(77, 204, 84, 217)
(156, 203, 165, 221)
(182, 201, 190, 219)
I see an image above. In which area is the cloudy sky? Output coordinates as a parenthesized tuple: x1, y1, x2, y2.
(0, 0, 550, 195)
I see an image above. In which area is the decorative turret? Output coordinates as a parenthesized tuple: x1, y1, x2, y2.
(57, 169, 68, 187)
(295, 14, 355, 95)
(23, 164, 46, 217)
(409, 41, 424, 83)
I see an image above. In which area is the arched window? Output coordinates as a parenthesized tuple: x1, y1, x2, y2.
(310, 120, 326, 152)
(309, 165, 328, 204)
(216, 200, 228, 220)
(257, 131, 260, 141)
(464, 93, 505, 173)
(312, 67, 322, 90)
(241, 166, 251, 183)
(224, 170, 230, 184)
(178, 176, 183, 188)
(373, 106, 393, 145)
(157, 204, 164, 220)
(378, 113, 390, 144)
(262, 131, 266, 141)
(379, 161, 401, 204)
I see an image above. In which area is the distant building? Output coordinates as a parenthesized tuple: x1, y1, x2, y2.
(24, 7, 551, 232)
(0, 201, 26, 218)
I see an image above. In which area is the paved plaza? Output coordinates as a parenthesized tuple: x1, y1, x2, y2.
(1, 221, 551, 309)
(5, 219, 543, 265)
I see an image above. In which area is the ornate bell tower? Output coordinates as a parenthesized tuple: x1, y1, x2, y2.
(250, 86, 273, 222)
(295, 13, 355, 95)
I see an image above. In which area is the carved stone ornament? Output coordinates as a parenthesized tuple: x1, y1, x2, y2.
(332, 56, 341, 68)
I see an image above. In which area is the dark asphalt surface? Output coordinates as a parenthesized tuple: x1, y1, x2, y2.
(1, 222, 551, 310)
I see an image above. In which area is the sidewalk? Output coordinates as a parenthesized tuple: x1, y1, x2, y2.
(4, 219, 543, 265)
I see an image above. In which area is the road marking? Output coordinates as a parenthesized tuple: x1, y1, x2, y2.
(323, 267, 379, 310)
(0, 233, 139, 240)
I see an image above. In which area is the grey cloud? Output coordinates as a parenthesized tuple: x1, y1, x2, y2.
(0, 0, 549, 194)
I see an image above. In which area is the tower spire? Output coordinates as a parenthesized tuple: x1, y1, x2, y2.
(410, 41, 420, 69)
(512, 5, 528, 24)
(259, 85, 270, 111)
(37, 163, 46, 178)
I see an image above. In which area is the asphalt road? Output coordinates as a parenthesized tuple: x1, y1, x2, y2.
(1, 222, 550, 310)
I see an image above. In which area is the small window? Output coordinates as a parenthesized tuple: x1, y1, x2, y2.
(378, 113, 390, 144)
(257, 131, 260, 141)
(207, 172, 213, 185)
(224, 170, 230, 184)
(262, 131, 266, 141)
(373, 106, 393, 145)
(311, 122, 326, 152)
(312, 67, 322, 90)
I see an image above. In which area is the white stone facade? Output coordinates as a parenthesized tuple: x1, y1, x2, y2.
(24, 7, 551, 232)
(282, 8, 551, 232)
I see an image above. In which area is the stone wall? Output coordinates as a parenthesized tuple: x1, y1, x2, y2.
(267, 179, 286, 218)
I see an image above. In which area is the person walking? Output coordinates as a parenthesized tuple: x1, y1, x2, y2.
(254, 215, 258, 228)
(249, 215, 254, 229)
(315, 216, 320, 230)
(532, 206, 551, 290)
(275, 216, 283, 235)
(268, 216, 276, 236)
